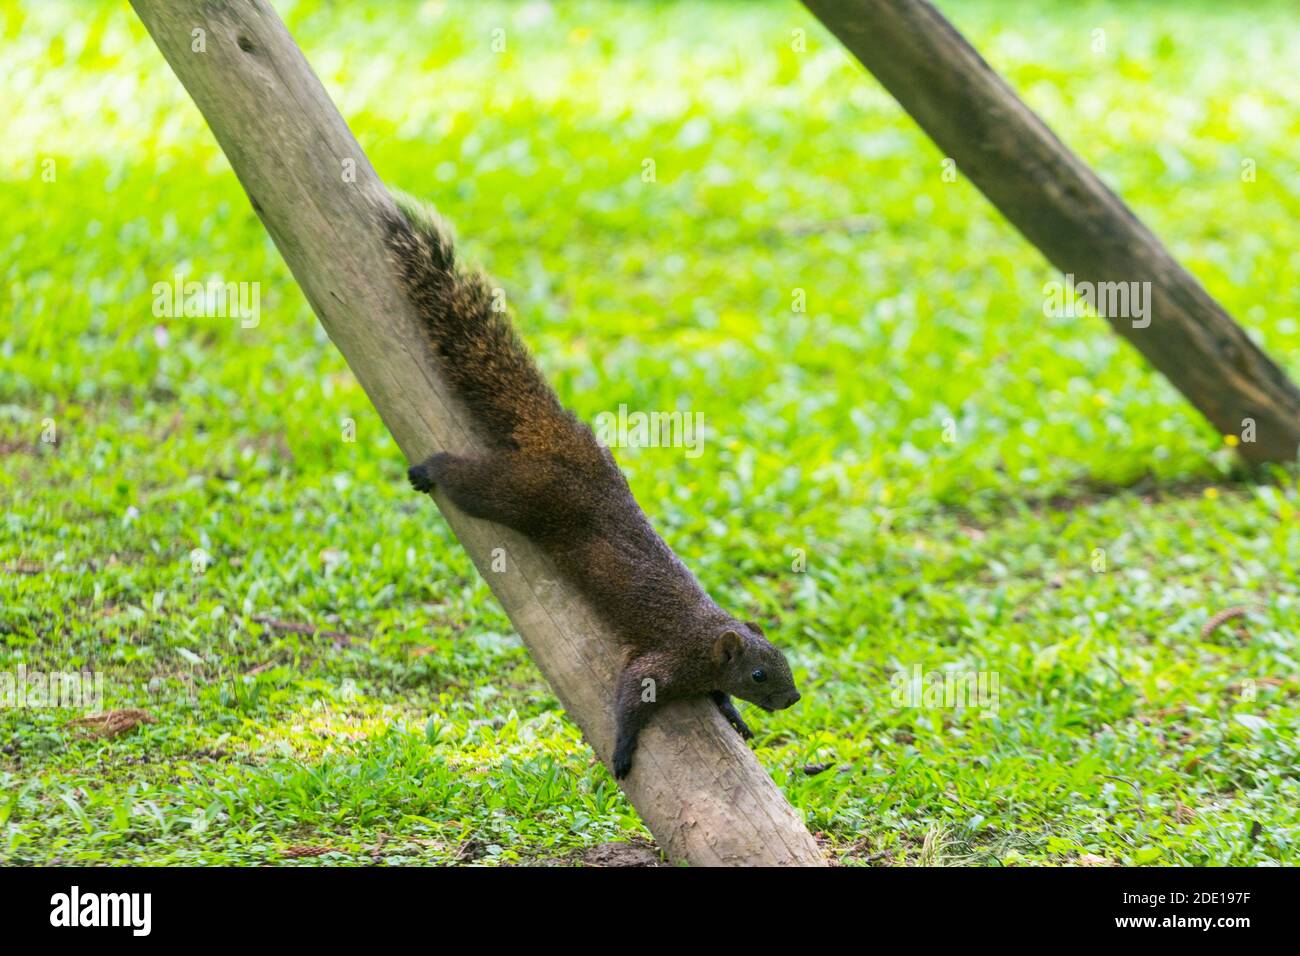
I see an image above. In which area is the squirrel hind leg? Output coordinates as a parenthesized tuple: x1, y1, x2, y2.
(409, 450, 582, 536)
(407, 457, 442, 494)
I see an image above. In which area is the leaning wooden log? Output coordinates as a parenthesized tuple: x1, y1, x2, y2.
(128, 0, 825, 866)
(804, 0, 1300, 465)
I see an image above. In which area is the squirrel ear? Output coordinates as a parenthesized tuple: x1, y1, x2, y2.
(746, 619, 765, 637)
(713, 629, 742, 666)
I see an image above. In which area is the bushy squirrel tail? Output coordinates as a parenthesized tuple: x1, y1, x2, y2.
(382, 192, 577, 452)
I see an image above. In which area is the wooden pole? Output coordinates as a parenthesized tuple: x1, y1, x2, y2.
(803, 0, 1300, 465)
(128, 0, 824, 866)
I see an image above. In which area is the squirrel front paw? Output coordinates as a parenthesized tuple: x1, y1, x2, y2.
(712, 693, 754, 741)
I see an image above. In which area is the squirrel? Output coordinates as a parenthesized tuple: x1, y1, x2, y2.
(382, 194, 801, 779)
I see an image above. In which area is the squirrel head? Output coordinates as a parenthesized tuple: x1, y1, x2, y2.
(711, 620, 800, 711)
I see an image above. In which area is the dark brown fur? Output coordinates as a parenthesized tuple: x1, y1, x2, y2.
(383, 196, 800, 778)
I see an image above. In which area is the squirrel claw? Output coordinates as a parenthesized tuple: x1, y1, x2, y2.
(727, 717, 754, 740)
(713, 694, 754, 741)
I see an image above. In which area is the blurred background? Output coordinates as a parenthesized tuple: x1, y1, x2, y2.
(1, 0, 1297, 865)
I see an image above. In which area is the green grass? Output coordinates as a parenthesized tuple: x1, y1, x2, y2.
(2, 0, 1298, 866)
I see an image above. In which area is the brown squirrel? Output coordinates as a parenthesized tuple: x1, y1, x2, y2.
(383, 194, 801, 779)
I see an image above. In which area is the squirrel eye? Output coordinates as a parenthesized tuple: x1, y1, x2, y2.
(751, 669, 767, 683)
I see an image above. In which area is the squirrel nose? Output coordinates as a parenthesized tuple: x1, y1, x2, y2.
(785, 691, 801, 708)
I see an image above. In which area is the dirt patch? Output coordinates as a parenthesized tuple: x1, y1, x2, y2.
(581, 839, 663, 867)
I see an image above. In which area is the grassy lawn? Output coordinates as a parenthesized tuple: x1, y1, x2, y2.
(2, 0, 1297, 865)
